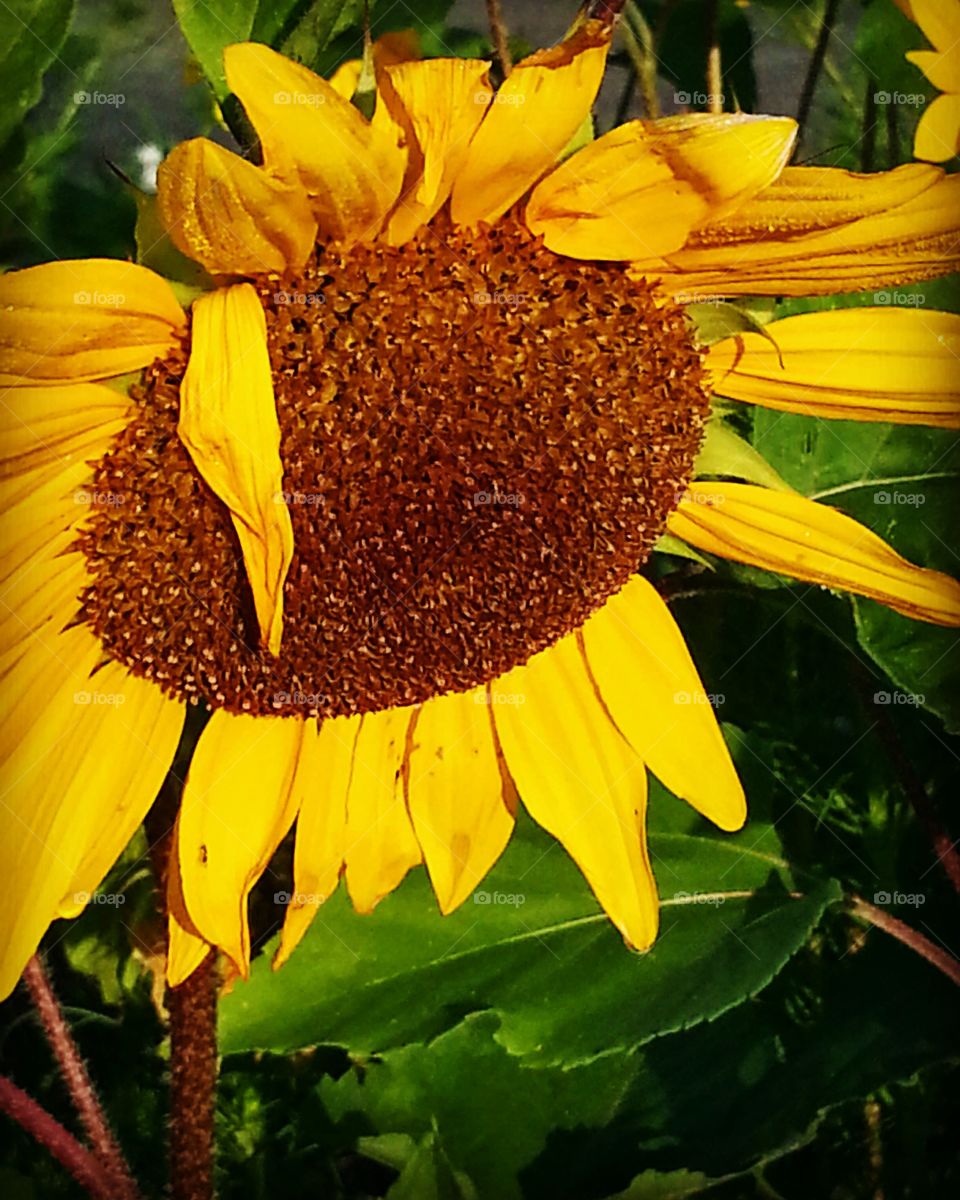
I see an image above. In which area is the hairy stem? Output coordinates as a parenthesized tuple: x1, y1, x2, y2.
(485, 0, 512, 77)
(705, 0, 722, 113)
(0, 1074, 117, 1200)
(849, 895, 960, 988)
(168, 952, 218, 1200)
(23, 957, 139, 1199)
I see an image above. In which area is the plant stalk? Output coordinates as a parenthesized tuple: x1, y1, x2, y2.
(23, 956, 140, 1199)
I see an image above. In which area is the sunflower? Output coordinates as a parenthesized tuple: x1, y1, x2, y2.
(2, 16, 959, 1000)
(892, 0, 960, 162)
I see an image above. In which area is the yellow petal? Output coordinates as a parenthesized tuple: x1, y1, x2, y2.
(0, 623, 182, 999)
(56, 664, 185, 916)
(0, 543, 88, 664)
(0, 458, 97, 586)
(179, 283, 293, 655)
(156, 138, 317, 275)
(275, 717, 350, 968)
(450, 20, 610, 228)
(223, 42, 406, 243)
(343, 706, 421, 914)
(647, 165, 960, 297)
(906, 48, 960, 94)
(527, 114, 797, 261)
(406, 687, 515, 914)
(166, 813, 213, 988)
(580, 578, 745, 830)
(381, 59, 492, 245)
(492, 634, 658, 950)
(0, 382, 130, 477)
(908, 0, 960, 51)
(708, 307, 960, 428)
(669, 482, 960, 626)
(913, 94, 960, 163)
(0, 260, 185, 385)
(177, 711, 307, 978)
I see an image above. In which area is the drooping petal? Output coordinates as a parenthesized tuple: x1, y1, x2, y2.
(0, 623, 183, 999)
(56, 663, 186, 916)
(156, 138, 317, 275)
(406, 687, 515, 914)
(580, 577, 745, 830)
(668, 482, 960, 626)
(343, 706, 422, 915)
(179, 283, 293, 655)
(223, 42, 406, 243)
(527, 114, 797, 261)
(381, 59, 492, 245)
(176, 711, 307, 978)
(645, 164, 960, 297)
(450, 20, 611, 228)
(0, 382, 130, 477)
(275, 717, 350, 968)
(492, 634, 658, 950)
(166, 814, 213, 988)
(0, 260, 185, 386)
(913, 94, 960, 163)
(707, 307, 960, 428)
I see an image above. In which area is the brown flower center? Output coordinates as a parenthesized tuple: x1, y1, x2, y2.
(78, 216, 708, 718)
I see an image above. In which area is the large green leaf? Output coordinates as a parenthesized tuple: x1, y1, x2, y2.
(0, 0, 74, 152)
(315, 932, 957, 1200)
(221, 774, 840, 1065)
(748, 407, 960, 731)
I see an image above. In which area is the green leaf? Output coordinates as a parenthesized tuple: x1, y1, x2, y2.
(173, 0, 258, 97)
(386, 1131, 475, 1200)
(0, 0, 75, 152)
(221, 784, 840, 1065)
(695, 419, 793, 492)
(749, 407, 960, 731)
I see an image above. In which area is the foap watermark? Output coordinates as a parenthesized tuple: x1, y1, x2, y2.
(474, 90, 526, 106)
(275, 489, 325, 507)
(73, 890, 126, 907)
(873, 890, 926, 908)
(474, 691, 526, 706)
(677, 487, 725, 507)
(74, 90, 125, 107)
(273, 289, 325, 307)
(874, 690, 925, 707)
(674, 691, 725, 708)
(473, 488, 525, 508)
(75, 489, 125, 507)
(74, 690, 126, 706)
(74, 290, 125, 306)
(473, 290, 526, 308)
(272, 690, 333, 710)
(274, 890, 326, 908)
(672, 291, 725, 307)
(675, 91, 725, 108)
(873, 91, 926, 108)
(873, 290, 925, 307)
(874, 489, 925, 507)
(672, 890, 725, 907)
(473, 890, 526, 907)
(274, 90, 326, 107)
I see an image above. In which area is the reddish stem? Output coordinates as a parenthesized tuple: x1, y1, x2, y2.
(0, 1074, 116, 1200)
(167, 951, 218, 1200)
(22, 957, 140, 1199)
(849, 895, 960, 988)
